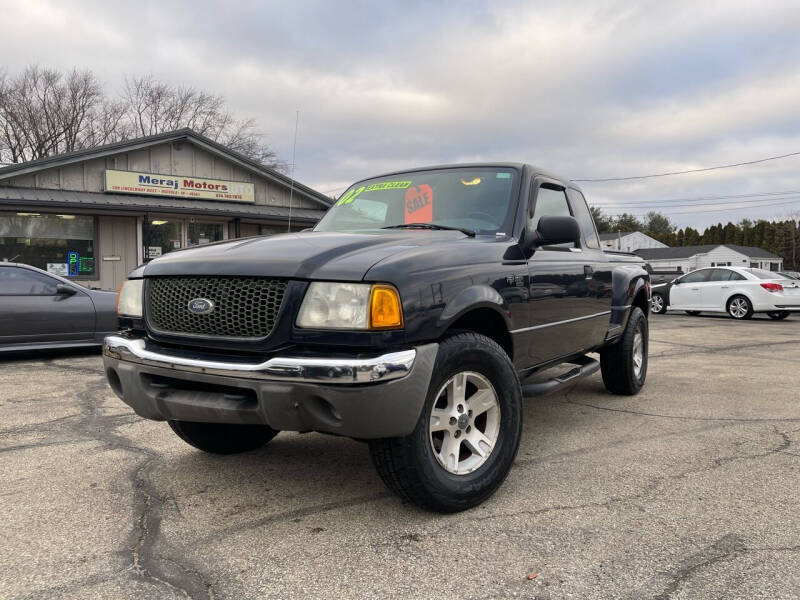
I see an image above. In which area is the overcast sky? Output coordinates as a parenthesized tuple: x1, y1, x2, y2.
(3, 0, 800, 229)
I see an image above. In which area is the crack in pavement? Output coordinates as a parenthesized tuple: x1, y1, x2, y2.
(558, 397, 800, 423)
(650, 533, 747, 600)
(78, 381, 217, 600)
(412, 427, 794, 547)
(7, 375, 217, 600)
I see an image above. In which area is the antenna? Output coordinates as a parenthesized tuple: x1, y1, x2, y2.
(287, 109, 299, 232)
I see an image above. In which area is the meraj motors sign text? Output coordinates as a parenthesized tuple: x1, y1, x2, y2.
(104, 170, 255, 203)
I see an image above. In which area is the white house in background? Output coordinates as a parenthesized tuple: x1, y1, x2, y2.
(599, 231, 667, 253)
(635, 244, 783, 273)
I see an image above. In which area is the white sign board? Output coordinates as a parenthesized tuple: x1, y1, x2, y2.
(147, 246, 163, 259)
(105, 169, 255, 203)
(47, 263, 68, 276)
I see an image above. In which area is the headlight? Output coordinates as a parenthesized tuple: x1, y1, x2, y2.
(117, 279, 144, 318)
(297, 282, 403, 330)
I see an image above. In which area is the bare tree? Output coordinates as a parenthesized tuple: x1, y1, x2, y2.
(122, 75, 284, 169)
(0, 66, 283, 171)
(0, 66, 126, 163)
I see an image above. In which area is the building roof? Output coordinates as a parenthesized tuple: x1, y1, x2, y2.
(599, 232, 636, 241)
(635, 244, 781, 260)
(0, 128, 332, 208)
(0, 186, 325, 223)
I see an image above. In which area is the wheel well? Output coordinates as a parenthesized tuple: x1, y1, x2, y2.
(633, 286, 650, 315)
(446, 308, 513, 360)
(726, 293, 751, 307)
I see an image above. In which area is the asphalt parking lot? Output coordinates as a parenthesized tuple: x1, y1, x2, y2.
(2, 313, 799, 600)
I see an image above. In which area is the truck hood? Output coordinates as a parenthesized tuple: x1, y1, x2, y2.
(142, 230, 469, 280)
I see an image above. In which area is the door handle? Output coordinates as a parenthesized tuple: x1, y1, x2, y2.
(721, 286, 729, 289)
(583, 265, 593, 280)
(691, 288, 700, 291)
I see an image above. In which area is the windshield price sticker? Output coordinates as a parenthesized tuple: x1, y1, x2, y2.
(336, 181, 413, 206)
(404, 184, 434, 223)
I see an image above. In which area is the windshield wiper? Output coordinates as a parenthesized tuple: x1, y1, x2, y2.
(382, 223, 476, 237)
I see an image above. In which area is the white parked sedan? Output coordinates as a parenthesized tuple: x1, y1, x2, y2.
(650, 266, 800, 320)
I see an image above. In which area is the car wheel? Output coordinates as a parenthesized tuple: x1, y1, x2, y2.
(685, 311, 701, 316)
(368, 332, 522, 513)
(767, 311, 790, 320)
(650, 293, 667, 314)
(168, 421, 279, 454)
(600, 306, 648, 395)
(727, 295, 753, 320)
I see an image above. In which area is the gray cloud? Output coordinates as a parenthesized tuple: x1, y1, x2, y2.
(3, 0, 800, 227)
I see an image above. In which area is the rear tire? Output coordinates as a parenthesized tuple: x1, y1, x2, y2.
(727, 295, 753, 320)
(651, 293, 667, 314)
(767, 311, 790, 320)
(600, 307, 648, 395)
(168, 420, 278, 454)
(368, 332, 522, 513)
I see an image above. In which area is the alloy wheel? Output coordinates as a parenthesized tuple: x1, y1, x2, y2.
(729, 298, 749, 319)
(651, 294, 664, 313)
(632, 324, 645, 379)
(429, 371, 501, 475)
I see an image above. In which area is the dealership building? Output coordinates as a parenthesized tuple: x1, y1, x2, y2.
(0, 129, 331, 290)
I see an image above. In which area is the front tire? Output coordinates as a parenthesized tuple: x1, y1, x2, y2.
(368, 332, 522, 512)
(651, 293, 667, 314)
(767, 311, 790, 320)
(600, 306, 648, 395)
(727, 295, 753, 320)
(168, 420, 278, 454)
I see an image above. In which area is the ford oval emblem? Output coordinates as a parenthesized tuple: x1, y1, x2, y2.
(188, 298, 215, 315)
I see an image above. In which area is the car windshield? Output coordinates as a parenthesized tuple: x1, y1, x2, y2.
(314, 167, 519, 235)
(744, 268, 789, 280)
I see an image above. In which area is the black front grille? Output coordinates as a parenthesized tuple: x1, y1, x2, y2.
(145, 276, 287, 339)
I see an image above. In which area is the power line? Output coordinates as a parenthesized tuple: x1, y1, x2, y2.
(596, 194, 800, 210)
(573, 150, 800, 182)
(592, 189, 800, 207)
(606, 197, 800, 216)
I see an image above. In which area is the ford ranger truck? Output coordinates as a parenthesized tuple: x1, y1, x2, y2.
(104, 163, 650, 512)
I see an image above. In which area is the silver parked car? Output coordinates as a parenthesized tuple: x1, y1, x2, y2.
(0, 263, 118, 352)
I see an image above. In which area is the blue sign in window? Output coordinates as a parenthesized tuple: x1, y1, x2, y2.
(67, 251, 79, 277)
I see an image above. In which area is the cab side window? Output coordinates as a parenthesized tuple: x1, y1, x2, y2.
(680, 270, 711, 284)
(567, 189, 600, 249)
(531, 185, 574, 248)
(0, 267, 58, 295)
(709, 269, 733, 282)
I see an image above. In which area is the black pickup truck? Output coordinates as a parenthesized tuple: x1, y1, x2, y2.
(104, 163, 650, 512)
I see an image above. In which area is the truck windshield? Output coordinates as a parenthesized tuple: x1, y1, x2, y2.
(314, 167, 519, 235)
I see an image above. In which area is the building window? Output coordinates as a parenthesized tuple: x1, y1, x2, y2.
(0, 212, 96, 278)
(142, 218, 227, 262)
(188, 222, 224, 247)
(143, 219, 183, 260)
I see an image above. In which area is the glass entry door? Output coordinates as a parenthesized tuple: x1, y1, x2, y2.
(187, 222, 224, 247)
(143, 218, 226, 262)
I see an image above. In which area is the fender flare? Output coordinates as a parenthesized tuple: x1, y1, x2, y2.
(610, 264, 650, 332)
(437, 284, 512, 330)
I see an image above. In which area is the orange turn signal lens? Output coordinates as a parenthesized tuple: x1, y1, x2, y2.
(369, 284, 404, 329)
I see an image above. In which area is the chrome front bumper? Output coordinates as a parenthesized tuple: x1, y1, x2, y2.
(103, 335, 416, 384)
(102, 335, 439, 438)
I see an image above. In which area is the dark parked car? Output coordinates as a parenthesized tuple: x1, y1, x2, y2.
(0, 263, 118, 352)
(103, 163, 650, 512)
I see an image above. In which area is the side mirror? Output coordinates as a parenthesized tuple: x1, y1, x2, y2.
(56, 283, 77, 296)
(527, 215, 581, 248)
